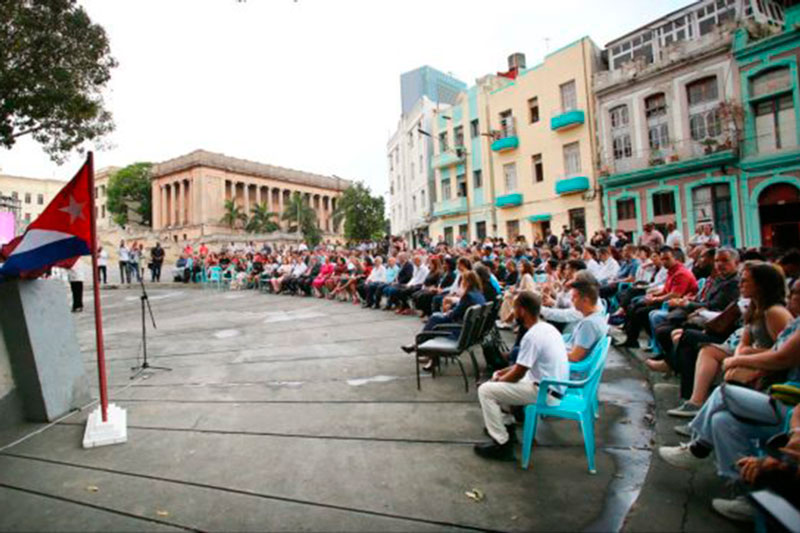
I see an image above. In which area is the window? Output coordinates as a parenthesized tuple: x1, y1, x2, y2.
(458, 224, 468, 240)
(617, 198, 636, 220)
(442, 177, 451, 199)
(24, 193, 31, 204)
(532, 154, 544, 183)
(563, 142, 581, 175)
(652, 191, 676, 216)
(646, 93, 669, 150)
(11, 191, 18, 200)
(613, 135, 633, 160)
(470, 119, 479, 138)
(751, 67, 792, 98)
(456, 173, 467, 197)
(476, 221, 487, 241)
(454, 126, 464, 147)
(420, 190, 425, 209)
(408, 131, 414, 148)
(473, 169, 483, 189)
(503, 163, 518, 191)
(506, 220, 520, 241)
(755, 94, 797, 153)
(419, 154, 423, 175)
(412, 194, 416, 212)
(499, 109, 515, 137)
(609, 105, 629, 129)
(24, 213, 31, 222)
(687, 76, 719, 106)
(560, 80, 577, 112)
(687, 76, 721, 141)
(439, 131, 448, 151)
(528, 97, 540, 123)
(101, 205, 106, 218)
(444, 227, 454, 246)
(569, 208, 586, 235)
(37, 193, 44, 205)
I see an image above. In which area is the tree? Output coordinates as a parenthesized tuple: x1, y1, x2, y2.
(333, 182, 386, 242)
(106, 162, 152, 227)
(281, 192, 320, 246)
(1, 0, 117, 162)
(245, 202, 280, 233)
(221, 199, 247, 229)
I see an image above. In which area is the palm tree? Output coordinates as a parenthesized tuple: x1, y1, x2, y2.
(220, 199, 246, 229)
(281, 192, 320, 244)
(245, 202, 280, 233)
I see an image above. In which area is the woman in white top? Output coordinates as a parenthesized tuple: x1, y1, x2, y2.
(118, 240, 130, 284)
(97, 246, 108, 284)
(500, 259, 536, 324)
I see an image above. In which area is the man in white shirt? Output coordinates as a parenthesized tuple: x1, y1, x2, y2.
(583, 247, 602, 279)
(666, 222, 683, 249)
(595, 247, 620, 283)
(474, 291, 569, 461)
(388, 254, 429, 312)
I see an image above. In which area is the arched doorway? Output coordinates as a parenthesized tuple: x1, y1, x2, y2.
(759, 182, 800, 250)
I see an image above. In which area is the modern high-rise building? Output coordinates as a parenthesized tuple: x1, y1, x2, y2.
(399, 66, 467, 115)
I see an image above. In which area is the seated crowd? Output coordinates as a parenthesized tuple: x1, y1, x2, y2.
(177, 226, 800, 524)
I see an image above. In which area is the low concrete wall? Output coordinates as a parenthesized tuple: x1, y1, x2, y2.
(0, 280, 90, 422)
(0, 323, 24, 431)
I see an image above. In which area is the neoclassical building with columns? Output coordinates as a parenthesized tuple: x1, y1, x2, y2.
(151, 150, 349, 240)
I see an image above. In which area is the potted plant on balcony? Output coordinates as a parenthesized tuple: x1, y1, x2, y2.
(700, 138, 718, 155)
(648, 150, 665, 167)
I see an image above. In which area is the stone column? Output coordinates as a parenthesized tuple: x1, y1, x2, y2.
(165, 184, 172, 227)
(172, 182, 179, 227)
(266, 187, 272, 212)
(184, 179, 190, 225)
(243, 181, 250, 216)
(255, 185, 262, 209)
(161, 185, 168, 229)
(176, 181, 184, 227)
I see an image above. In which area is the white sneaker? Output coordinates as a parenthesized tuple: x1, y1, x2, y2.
(712, 496, 755, 522)
(658, 443, 706, 471)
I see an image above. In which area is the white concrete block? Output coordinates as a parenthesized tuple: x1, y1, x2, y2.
(82, 403, 127, 448)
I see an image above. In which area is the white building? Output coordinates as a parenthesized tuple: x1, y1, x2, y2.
(387, 96, 439, 245)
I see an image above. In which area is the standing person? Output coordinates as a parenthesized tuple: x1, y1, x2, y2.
(666, 222, 683, 249)
(151, 242, 165, 282)
(128, 242, 141, 282)
(97, 246, 108, 284)
(638, 222, 665, 249)
(68, 258, 85, 312)
(137, 243, 146, 281)
(118, 240, 131, 284)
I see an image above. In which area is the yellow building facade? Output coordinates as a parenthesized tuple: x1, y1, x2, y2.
(487, 37, 604, 243)
(429, 38, 605, 245)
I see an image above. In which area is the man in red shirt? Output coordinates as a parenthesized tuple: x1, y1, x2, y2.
(616, 246, 698, 349)
(199, 242, 208, 257)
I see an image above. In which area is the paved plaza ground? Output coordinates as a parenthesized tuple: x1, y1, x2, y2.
(0, 285, 659, 531)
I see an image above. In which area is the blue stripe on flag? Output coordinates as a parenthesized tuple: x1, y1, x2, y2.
(0, 236, 90, 276)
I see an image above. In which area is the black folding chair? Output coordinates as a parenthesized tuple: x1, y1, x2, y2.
(415, 305, 482, 392)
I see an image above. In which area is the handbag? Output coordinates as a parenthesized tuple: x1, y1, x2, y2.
(704, 301, 741, 337)
(720, 383, 782, 426)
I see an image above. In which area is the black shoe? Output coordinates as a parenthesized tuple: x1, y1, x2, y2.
(484, 424, 517, 443)
(473, 440, 516, 462)
(401, 344, 416, 354)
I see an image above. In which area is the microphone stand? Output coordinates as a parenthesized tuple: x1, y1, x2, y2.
(131, 275, 171, 379)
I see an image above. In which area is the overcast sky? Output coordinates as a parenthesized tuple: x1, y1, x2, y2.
(1, 0, 689, 194)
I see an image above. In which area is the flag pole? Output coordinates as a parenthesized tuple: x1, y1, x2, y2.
(86, 151, 109, 423)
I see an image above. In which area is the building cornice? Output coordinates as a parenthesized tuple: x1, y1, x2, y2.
(151, 150, 350, 192)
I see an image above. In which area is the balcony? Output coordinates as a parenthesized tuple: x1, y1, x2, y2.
(495, 192, 523, 208)
(550, 109, 585, 131)
(527, 213, 551, 222)
(432, 151, 465, 169)
(432, 196, 467, 217)
(491, 116, 519, 152)
(555, 176, 590, 195)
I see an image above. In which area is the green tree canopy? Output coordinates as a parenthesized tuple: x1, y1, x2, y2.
(106, 162, 152, 227)
(333, 182, 386, 242)
(1, 0, 117, 162)
(281, 192, 321, 246)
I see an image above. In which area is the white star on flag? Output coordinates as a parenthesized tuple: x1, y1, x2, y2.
(59, 195, 86, 224)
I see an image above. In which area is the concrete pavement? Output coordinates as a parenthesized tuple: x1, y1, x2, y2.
(0, 286, 655, 531)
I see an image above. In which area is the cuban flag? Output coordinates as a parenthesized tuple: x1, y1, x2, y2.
(0, 160, 92, 278)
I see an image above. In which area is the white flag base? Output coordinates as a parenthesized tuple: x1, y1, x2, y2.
(82, 403, 127, 448)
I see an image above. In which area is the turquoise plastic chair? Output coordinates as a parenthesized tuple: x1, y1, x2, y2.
(521, 337, 610, 474)
(206, 266, 222, 290)
(534, 273, 547, 283)
(568, 336, 609, 418)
